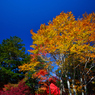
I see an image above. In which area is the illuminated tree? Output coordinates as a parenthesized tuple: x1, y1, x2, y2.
(19, 11, 95, 95)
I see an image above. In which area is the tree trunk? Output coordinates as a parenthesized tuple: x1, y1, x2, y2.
(60, 54, 66, 94)
(80, 77, 84, 95)
(65, 74, 72, 95)
(84, 74, 87, 95)
(60, 79, 65, 95)
(72, 79, 76, 95)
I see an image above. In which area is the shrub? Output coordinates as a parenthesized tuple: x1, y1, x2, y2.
(0, 78, 32, 95)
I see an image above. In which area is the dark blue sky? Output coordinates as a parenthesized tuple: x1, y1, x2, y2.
(0, 0, 95, 53)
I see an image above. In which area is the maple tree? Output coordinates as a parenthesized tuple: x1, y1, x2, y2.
(32, 70, 60, 95)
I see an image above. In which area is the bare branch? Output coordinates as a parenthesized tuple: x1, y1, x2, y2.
(86, 65, 95, 75)
(86, 76, 95, 85)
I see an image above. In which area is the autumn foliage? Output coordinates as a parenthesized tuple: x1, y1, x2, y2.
(0, 78, 32, 95)
(1, 11, 95, 95)
(27, 11, 95, 94)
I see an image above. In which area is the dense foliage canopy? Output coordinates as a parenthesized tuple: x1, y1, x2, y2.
(19, 11, 95, 95)
(0, 11, 95, 95)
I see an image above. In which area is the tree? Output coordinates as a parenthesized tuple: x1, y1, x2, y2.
(19, 11, 95, 94)
(0, 36, 30, 87)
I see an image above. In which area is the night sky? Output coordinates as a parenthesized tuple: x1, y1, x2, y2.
(0, 0, 95, 53)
